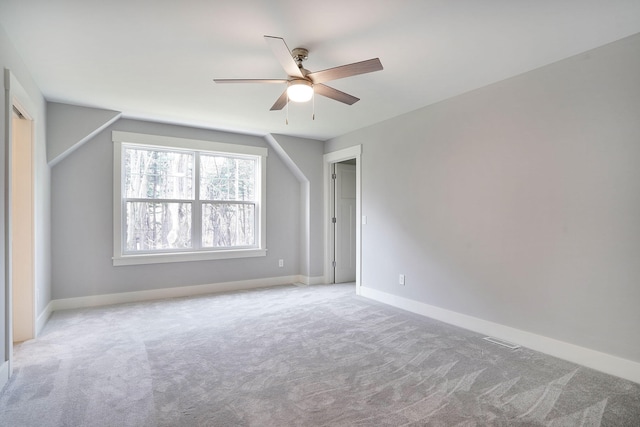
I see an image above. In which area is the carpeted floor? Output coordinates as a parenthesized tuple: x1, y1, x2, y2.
(1, 283, 639, 426)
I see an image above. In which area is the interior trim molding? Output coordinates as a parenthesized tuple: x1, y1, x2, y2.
(296, 275, 326, 286)
(0, 361, 9, 392)
(360, 286, 640, 385)
(36, 301, 53, 337)
(50, 276, 302, 312)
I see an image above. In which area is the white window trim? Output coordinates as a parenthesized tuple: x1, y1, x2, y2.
(112, 131, 267, 266)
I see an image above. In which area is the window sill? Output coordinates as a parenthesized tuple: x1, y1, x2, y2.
(113, 248, 267, 266)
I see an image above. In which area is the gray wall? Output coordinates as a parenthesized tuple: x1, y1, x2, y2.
(270, 134, 325, 278)
(1, 23, 51, 357)
(46, 101, 120, 165)
(51, 119, 301, 299)
(326, 33, 640, 363)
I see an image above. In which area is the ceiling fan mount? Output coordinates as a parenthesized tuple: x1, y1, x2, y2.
(214, 36, 383, 111)
(291, 47, 309, 68)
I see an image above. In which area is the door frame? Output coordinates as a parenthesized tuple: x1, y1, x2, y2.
(4, 68, 37, 381)
(323, 145, 361, 293)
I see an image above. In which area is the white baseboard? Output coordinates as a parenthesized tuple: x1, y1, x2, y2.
(296, 275, 327, 286)
(36, 301, 54, 337)
(360, 286, 640, 385)
(51, 275, 301, 312)
(0, 361, 9, 392)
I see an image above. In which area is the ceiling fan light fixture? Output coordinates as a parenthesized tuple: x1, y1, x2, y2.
(287, 80, 313, 102)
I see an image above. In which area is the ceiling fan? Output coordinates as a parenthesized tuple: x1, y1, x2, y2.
(214, 35, 383, 111)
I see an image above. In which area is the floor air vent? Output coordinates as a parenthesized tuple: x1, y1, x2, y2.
(483, 336, 521, 350)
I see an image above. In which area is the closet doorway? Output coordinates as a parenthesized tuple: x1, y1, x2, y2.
(11, 102, 35, 344)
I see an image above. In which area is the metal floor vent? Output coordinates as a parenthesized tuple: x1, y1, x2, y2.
(483, 336, 521, 350)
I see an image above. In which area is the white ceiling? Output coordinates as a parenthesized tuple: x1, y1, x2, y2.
(2, 0, 640, 141)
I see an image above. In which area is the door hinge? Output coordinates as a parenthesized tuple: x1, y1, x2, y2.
(332, 261, 337, 268)
(332, 173, 337, 180)
(13, 106, 25, 119)
(332, 217, 336, 224)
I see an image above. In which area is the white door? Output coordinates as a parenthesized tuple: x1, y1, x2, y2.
(334, 163, 356, 283)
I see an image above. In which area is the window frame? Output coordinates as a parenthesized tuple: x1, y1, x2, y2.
(112, 131, 267, 266)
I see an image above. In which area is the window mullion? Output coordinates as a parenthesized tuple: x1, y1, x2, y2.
(123, 198, 195, 204)
(193, 152, 202, 250)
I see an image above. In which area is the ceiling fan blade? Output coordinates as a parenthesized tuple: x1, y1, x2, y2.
(270, 89, 289, 111)
(264, 35, 304, 78)
(213, 79, 288, 84)
(314, 84, 359, 105)
(307, 58, 383, 84)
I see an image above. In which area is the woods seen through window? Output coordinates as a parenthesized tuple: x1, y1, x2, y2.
(112, 132, 267, 265)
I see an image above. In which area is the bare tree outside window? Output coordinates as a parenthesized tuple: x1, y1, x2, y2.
(200, 155, 256, 248)
(122, 146, 258, 254)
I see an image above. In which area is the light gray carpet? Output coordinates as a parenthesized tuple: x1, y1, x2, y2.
(1, 283, 639, 426)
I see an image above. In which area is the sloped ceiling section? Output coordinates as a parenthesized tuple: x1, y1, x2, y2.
(47, 102, 121, 166)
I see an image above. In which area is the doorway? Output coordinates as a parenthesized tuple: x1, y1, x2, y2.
(323, 145, 362, 292)
(3, 69, 38, 387)
(11, 104, 35, 343)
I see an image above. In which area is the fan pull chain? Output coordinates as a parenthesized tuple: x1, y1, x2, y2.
(312, 90, 315, 120)
(286, 94, 289, 125)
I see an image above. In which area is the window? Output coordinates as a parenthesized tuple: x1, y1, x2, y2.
(112, 131, 267, 265)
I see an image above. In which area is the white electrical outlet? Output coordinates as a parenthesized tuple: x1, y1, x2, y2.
(399, 274, 405, 285)
(278, 259, 284, 268)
